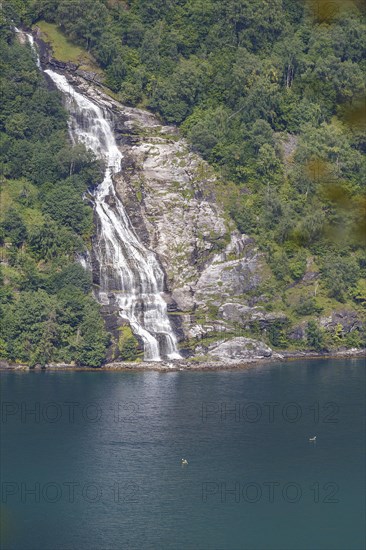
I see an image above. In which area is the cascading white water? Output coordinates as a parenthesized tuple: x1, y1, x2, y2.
(26, 33, 42, 69)
(14, 27, 41, 68)
(43, 70, 181, 361)
(21, 30, 180, 360)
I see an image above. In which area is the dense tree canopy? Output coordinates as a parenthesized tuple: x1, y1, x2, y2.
(0, 22, 109, 366)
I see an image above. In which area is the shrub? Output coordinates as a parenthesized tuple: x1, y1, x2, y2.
(306, 320, 324, 351)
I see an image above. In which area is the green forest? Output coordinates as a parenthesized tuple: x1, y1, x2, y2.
(0, 12, 109, 366)
(1, 0, 365, 365)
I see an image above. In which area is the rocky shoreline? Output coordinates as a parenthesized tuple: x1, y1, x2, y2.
(1, 348, 364, 372)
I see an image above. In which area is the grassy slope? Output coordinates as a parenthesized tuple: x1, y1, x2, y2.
(34, 21, 102, 73)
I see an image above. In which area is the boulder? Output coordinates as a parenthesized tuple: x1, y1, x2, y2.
(288, 323, 307, 341)
(204, 337, 273, 362)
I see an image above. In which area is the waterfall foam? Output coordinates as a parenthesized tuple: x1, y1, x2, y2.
(40, 69, 181, 361)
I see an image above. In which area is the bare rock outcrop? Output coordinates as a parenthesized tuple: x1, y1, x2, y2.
(219, 303, 287, 328)
(319, 309, 362, 333)
(202, 337, 273, 362)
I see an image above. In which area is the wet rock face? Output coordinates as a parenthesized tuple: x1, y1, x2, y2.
(47, 72, 269, 345)
(116, 132, 229, 298)
(101, 86, 266, 323)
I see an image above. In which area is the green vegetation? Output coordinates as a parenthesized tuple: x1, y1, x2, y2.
(36, 20, 101, 72)
(1, 0, 365, 357)
(306, 320, 324, 351)
(118, 325, 140, 361)
(0, 23, 109, 366)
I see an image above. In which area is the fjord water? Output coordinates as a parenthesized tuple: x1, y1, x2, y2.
(43, 69, 180, 361)
(1, 359, 365, 550)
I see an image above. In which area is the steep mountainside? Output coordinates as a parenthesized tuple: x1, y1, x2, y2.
(43, 67, 366, 361)
(1, 0, 365, 366)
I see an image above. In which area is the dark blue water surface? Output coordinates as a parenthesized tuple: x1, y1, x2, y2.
(1, 359, 365, 550)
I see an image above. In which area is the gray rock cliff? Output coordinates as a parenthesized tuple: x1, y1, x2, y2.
(56, 74, 272, 352)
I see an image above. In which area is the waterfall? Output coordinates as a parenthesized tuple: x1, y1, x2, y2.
(14, 27, 41, 69)
(44, 70, 181, 361)
(20, 30, 180, 360)
(26, 33, 42, 69)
